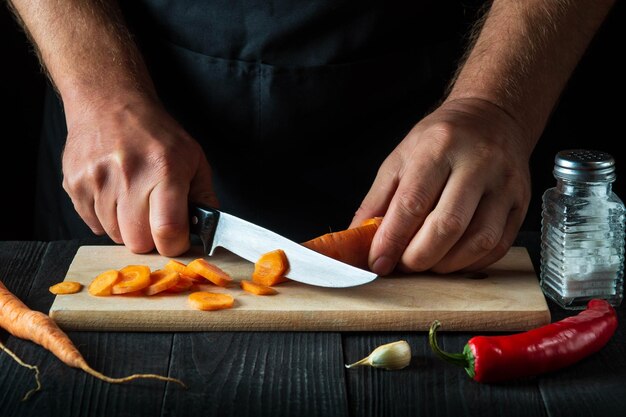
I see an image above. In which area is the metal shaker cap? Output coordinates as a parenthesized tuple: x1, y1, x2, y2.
(553, 149, 616, 182)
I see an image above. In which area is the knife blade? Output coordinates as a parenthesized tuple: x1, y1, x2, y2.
(188, 203, 377, 288)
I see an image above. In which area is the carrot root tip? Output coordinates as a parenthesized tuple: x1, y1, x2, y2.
(0, 341, 42, 401)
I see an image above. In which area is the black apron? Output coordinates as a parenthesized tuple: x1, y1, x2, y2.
(35, 0, 472, 242)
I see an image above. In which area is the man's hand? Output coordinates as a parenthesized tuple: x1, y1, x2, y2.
(351, 98, 531, 275)
(352, 0, 614, 275)
(62, 93, 218, 256)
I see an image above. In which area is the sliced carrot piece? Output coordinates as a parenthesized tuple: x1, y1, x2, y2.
(186, 258, 233, 287)
(252, 249, 290, 286)
(188, 291, 234, 311)
(165, 275, 195, 293)
(49, 281, 83, 295)
(240, 279, 278, 295)
(164, 259, 203, 281)
(111, 265, 151, 295)
(88, 269, 121, 296)
(144, 269, 180, 296)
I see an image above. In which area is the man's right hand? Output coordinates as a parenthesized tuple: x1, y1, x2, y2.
(62, 92, 218, 257)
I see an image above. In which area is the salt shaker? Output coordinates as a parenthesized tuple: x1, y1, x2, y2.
(540, 149, 625, 310)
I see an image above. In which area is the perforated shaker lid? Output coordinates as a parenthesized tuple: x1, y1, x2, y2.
(553, 149, 616, 182)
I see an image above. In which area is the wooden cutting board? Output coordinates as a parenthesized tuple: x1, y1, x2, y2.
(49, 245, 551, 332)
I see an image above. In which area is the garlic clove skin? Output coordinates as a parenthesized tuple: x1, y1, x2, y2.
(345, 340, 411, 370)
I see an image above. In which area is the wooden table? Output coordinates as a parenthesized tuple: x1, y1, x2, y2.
(1, 233, 625, 417)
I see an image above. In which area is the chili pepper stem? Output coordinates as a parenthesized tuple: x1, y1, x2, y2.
(428, 320, 470, 369)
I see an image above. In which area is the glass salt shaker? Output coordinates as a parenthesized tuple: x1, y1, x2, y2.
(540, 149, 625, 310)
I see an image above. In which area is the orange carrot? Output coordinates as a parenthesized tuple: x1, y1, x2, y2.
(49, 281, 83, 295)
(360, 216, 383, 227)
(301, 218, 381, 270)
(188, 291, 234, 311)
(88, 269, 121, 296)
(111, 265, 151, 295)
(164, 259, 204, 282)
(144, 269, 180, 296)
(252, 249, 290, 286)
(0, 280, 186, 399)
(240, 280, 278, 295)
(165, 275, 195, 293)
(186, 258, 233, 287)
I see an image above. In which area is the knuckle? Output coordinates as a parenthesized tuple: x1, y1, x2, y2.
(469, 227, 500, 253)
(433, 211, 466, 240)
(396, 188, 430, 220)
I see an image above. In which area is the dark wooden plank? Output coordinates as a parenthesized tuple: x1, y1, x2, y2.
(162, 331, 349, 417)
(1, 239, 179, 417)
(343, 332, 547, 417)
(538, 303, 626, 417)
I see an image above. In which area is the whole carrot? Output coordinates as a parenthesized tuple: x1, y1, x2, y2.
(0, 280, 186, 399)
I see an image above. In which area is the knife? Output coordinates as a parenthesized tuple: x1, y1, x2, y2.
(188, 203, 377, 288)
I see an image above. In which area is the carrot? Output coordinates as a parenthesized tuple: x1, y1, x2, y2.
(360, 216, 383, 227)
(188, 291, 235, 311)
(0, 280, 186, 399)
(165, 275, 195, 293)
(301, 218, 381, 269)
(240, 280, 278, 295)
(88, 269, 121, 296)
(144, 269, 180, 296)
(111, 265, 151, 294)
(186, 258, 233, 287)
(252, 249, 290, 286)
(164, 259, 203, 282)
(49, 281, 83, 295)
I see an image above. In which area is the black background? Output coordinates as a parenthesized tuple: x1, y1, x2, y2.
(1, 2, 624, 241)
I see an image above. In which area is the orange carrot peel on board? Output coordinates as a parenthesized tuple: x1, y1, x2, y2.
(302, 217, 382, 270)
(0, 281, 186, 400)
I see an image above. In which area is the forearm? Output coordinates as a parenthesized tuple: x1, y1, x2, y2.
(7, 0, 156, 118)
(446, 0, 615, 148)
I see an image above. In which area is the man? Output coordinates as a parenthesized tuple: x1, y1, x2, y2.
(8, 0, 616, 275)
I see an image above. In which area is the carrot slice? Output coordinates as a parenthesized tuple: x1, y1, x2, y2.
(165, 276, 195, 293)
(186, 258, 233, 287)
(111, 265, 151, 295)
(302, 221, 380, 270)
(88, 269, 121, 296)
(188, 291, 234, 311)
(164, 259, 203, 281)
(49, 281, 83, 295)
(144, 269, 180, 296)
(241, 280, 278, 295)
(252, 249, 290, 286)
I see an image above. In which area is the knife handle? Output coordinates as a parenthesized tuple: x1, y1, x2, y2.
(189, 203, 220, 255)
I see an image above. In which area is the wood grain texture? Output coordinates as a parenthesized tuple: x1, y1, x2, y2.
(49, 245, 550, 332)
(162, 332, 349, 417)
(343, 332, 548, 417)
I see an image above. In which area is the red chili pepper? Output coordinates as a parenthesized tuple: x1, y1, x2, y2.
(429, 299, 618, 383)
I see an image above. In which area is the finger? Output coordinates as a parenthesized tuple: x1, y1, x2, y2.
(349, 153, 400, 229)
(397, 168, 483, 272)
(71, 196, 106, 236)
(428, 193, 508, 273)
(462, 205, 527, 271)
(369, 160, 449, 275)
(149, 180, 191, 257)
(93, 192, 122, 243)
(189, 154, 219, 208)
(117, 190, 154, 254)
(62, 177, 106, 236)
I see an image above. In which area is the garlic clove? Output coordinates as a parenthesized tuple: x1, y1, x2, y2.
(345, 340, 411, 370)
